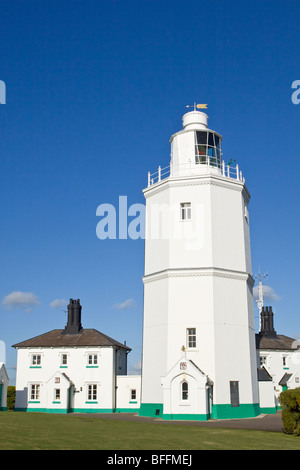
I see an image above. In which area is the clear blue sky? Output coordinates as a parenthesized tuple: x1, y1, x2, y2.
(1, 0, 299, 384)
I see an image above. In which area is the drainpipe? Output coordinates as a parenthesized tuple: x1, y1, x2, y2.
(114, 347, 120, 413)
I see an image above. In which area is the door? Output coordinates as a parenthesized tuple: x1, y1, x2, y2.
(230, 381, 240, 407)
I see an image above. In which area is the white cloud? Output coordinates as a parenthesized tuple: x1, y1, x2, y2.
(2, 291, 40, 311)
(128, 360, 142, 374)
(253, 284, 281, 303)
(49, 299, 68, 309)
(112, 298, 135, 310)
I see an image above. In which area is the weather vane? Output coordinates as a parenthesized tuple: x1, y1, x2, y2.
(186, 103, 207, 111)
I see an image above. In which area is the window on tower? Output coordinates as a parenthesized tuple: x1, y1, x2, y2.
(181, 381, 189, 400)
(187, 328, 196, 348)
(195, 131, 222, 167)
(180, 203, 191, 221)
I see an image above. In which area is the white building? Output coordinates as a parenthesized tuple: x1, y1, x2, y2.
(13, 299, 140, 413)
(256, 306, 300, 410)
(139, 108, 263, 420)
(0, 363, 9, 411)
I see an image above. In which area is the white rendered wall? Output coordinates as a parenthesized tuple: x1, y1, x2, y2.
(0, 363, 9, 409)
(116, 375, 141, 410)
(142, 174, 258, 408)
(257, 348, 300, 402)
(258, 381, 276, 410)
(141, 110, 258, 413)
(14, 346, 121, 411)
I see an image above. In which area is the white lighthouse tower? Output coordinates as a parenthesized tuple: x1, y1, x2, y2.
(139, 107, 259, 420)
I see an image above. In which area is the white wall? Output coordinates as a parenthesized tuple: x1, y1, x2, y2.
(116, 375, 141, 410)
(0, 363, 9, 410)
(15, 346, 117, 411)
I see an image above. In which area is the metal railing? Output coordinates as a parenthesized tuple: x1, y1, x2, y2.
(147, 159, 245, 187)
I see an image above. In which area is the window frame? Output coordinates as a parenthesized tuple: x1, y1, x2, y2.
(54, 388, 61, 401)
(87, 384, 98, 402)
(187, 328, 197, 349)
(87, 353, 99, 367)
(181, 381, 189, 401)
(180, 203, 191, 221)
(30, 354, 42, 368)
(29, 383, 40, 401)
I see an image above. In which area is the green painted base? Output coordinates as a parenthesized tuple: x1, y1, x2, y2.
(211, 403, 261, 420)
(14, 407, 140, 414)
(260, 407, 277, 414)
(0, 407, 7, 411)
(115, 408, 140, 413)
(163, 413, 209, 421)
(139, 403, 163, 417)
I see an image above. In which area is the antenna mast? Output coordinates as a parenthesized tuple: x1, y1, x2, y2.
(254, 272, 268, 329)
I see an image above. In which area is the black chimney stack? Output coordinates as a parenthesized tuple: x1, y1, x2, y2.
(260, 306, 277, 338)
(64, 299, 83, 334)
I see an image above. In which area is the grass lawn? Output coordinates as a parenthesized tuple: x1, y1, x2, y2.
(1, 411, 300, 450)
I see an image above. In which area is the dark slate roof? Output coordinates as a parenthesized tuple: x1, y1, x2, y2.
(12, 328, 131, 351)
(257, 367, 273, 382)
(256, 333, 298, 351)
(278, 373, 293, 386)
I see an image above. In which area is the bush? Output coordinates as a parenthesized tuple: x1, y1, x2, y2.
(7, 386, 15, 411)
(279, 388, 300, 435)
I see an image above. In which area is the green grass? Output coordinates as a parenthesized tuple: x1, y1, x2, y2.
(1, 411, 300, 450)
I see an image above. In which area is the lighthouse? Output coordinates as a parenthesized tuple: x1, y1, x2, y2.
(139, 108, 260, 420)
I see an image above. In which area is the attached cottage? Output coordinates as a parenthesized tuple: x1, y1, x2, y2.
(13, 299, 140, 413)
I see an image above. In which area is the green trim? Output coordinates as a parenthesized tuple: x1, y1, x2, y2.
(163, 413, 209, 421)
(139, 403, 163, 417)
(28, 401, 40, 404)
(259, 407, 277, 414)
(29, 366, 41, 369)
(15, 407, 115, 414)
(211, 403, 260, 420)
(73, 408, 114, 413)
(15, 408, 46, 412)
(59, 366, 68, 368)
(0, 407, 7, 411)
(86, 366, 98, 368)
(129, 401, 137, 404)
(47, 409, 70, 414)
(52, 401, 61, 404)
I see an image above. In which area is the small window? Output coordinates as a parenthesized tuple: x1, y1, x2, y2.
(180, 203, 191, 221)
(88, 354, 98, 365)
(87, 384, 97, 401)
(260, 356, 267, 367)
(181, 381, 188, 400)
(187, 328, 196, 348)
(30, 384, 40, 401)
(244, 204, 249, 222)
(55, 389, 60, 401)
(61, 354, 68, 366)
(31, 354, 41, 366)
(283, 356, 288, 367)
(131, 389, 136, 400)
